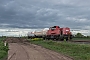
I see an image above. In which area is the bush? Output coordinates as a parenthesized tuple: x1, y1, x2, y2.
(0, 51, 7, 59)
(0, 38, 8, 60)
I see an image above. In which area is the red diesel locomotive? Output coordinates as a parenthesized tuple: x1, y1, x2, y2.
(45, 26, 72, 41)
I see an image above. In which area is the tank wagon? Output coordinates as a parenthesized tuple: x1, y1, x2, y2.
(27, 32, 35, 39)
(34, 31, 44, 38)
(28, 26, 72, 41)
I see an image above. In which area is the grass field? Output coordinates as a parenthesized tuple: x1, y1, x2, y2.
(29, 39, 90, 60)
(0, 37, 8, 60)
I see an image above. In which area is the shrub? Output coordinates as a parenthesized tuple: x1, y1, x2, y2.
(0, 38, 8, 60)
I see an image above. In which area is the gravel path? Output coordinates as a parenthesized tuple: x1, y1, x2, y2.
(7, 38, 73, 60)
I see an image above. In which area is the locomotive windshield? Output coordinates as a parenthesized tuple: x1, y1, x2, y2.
(51, 28, 56, 30)
(49, 27, 55, 30)
(50, 26, 56, 30)
(49, 26, 60, 30)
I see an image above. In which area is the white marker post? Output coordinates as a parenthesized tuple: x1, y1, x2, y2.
(4, 41, 7, 46)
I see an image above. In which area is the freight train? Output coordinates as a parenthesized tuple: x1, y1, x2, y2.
(28, 26, 72, 41)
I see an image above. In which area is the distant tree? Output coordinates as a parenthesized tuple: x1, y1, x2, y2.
(87, 36, 90, 38)
(75, 33, 84, 38)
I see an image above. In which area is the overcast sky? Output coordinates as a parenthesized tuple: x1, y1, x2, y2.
(0, 0, 90, 29)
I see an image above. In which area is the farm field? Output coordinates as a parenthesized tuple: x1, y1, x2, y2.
(30, 38, 90, 60)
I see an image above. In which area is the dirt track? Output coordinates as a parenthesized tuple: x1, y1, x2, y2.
(7, 38, 73, 60)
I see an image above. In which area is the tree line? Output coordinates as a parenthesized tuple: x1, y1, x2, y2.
(74, 33, 90, 38)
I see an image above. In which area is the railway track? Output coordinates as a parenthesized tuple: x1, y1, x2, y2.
(70, 40, 90, 44)
(71, 40, 90, 42)
(50, 39, 90, 44)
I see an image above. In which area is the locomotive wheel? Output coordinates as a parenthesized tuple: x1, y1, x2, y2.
(61, 39, 64, 41)
(43, 37, 45, 40)
(66, 38, 68, 41)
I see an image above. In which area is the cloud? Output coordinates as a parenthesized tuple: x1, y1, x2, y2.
(66, 17, 89, 23)
(0, 0, 90, 29)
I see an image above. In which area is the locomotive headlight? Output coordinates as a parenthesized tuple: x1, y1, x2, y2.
(66, 30, 69, 31)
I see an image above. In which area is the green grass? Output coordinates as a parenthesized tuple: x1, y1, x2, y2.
(0, 37, 8, 60)
(29, 39, 90, 60)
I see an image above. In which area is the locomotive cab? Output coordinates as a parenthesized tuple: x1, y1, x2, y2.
(47, 26, 61, 35)
(61, 27, 72, 41)
(46, 26, 61, 40)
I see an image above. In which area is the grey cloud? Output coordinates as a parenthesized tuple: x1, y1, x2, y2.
(0, 0, 90, 29)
